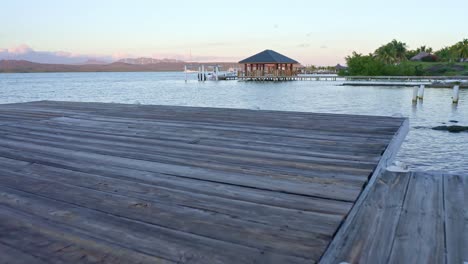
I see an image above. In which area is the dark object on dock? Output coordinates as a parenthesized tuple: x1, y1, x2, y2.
(432, 125, 468, 133)
(0, 101, 410, 263)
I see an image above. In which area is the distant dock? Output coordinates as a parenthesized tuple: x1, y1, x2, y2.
(238, 74, 339, 81)
(343, 75, 468, 87)
(0, 101, 465, 263)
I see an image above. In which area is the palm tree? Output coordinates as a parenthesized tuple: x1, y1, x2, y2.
(390, 39, 408, 63)
(416, 45, 433, 53)
(455, 39, 468, 61)
(375, 44, 397, 64)
(435, 47, 453, 62)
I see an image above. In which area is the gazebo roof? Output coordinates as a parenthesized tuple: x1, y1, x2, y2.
(239, 49, 299, 64)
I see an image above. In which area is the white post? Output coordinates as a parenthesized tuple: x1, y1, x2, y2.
(198, 66, 201, 81)
(201, 65, 205, 82)
(215, 66, 219, 81)
(184, 65, 187, 82)
(412, 86, 418, 102)
(418, 84, 425, 100)
(453, 85, 460, 103)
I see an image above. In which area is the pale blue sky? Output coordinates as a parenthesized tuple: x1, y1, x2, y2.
(1, 0, 467, 65)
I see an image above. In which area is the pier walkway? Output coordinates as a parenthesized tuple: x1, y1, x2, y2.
(322, 170, 467, 264)
(1, 101, 458, 263)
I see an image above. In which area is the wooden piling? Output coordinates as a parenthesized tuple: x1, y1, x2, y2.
(412, 86, 418, 102)
(418, 84, 425, 100)
(452, 85, 460, 104)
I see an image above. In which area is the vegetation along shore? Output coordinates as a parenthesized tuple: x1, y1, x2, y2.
(340, 39, 468, 76)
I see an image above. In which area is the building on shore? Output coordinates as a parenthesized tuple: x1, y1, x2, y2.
(238, 49, 299, 80)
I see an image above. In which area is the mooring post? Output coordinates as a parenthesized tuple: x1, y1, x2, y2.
(198, 66, 201, 81)
(412, 86, 418, 102)
(215, 66, 219, 81)
(452, 84, 460, 104)
(184, 65, 187, 83)
(201, 65, 205, 82)
(418, 84, 425, 100)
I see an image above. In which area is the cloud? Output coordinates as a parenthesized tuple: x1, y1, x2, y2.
(8, 44, 33, 54)
(298, 43, 310, 48)
(0, 44, 240, 64)
(0, 44, 113, 64)
(320, 45, 328, 49)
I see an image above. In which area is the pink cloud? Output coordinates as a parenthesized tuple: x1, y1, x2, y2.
(7, 44, 33, 54)
(0, 44, 114, 64)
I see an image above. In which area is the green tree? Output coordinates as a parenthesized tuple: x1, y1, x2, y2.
(454, 39, 468, 61)
(416, 45, 433, 53)
(345, 52, 386, 76)
(374, 39, 407, 64)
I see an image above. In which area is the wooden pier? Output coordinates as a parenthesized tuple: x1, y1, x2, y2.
(0, 101, 463, 263)
(322, 170, 467, 264)
(343, 75, 468, 87)
(238, 74, 339, 81)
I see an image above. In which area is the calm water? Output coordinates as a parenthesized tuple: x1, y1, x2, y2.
(1, 72, 467, 173)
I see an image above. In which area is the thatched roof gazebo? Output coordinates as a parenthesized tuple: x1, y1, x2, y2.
(238, 50, 299, 81)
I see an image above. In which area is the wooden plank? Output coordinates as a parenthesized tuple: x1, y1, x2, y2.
(0, 101, 409, 263)
(0, 205, 169, 264)
(0, 169, 332, 258)
(0, 140, 364, 201)
(320, 118, 409, 263)
(0, 186, 312, 263)
(0, 243, 49, 264)
(444, 173, 467, 264)
(0, 152, 352, 215)
(0, 124, 379, 173)
(388, 172, 445, 264)
(0, 126, 374, 186)
(2, 100, 406, 124)
(0, 163, 345, 234)
(319, 170, 411, 263)
(6, 117, 388, 158)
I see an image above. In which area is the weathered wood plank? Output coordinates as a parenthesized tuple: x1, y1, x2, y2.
(444, 173, 467, 264)
(0, 101, 409, 263)
(0, 124, 379, 174)
(0, 163, 345, 234)
(0, 186, 312, 263)
(319, 170, 411, 263)
(0, 205, 170, 264)
(388, 172, 445, 264)
(0, 242, 49, 264)
(0, 140, 364, 201)
(0, 168, 337, 251)
(3, 118, 387, 158)
(0, 153, 352, 215)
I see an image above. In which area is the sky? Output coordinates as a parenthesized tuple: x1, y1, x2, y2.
(0, 0, 467, 65)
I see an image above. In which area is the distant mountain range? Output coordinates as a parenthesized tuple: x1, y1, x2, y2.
(117, 57, 182, 64)
(0, 59, 240, 73)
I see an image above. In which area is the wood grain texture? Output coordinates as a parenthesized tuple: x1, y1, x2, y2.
(321, 171, 468, 264)
(0, 101, 408, 263)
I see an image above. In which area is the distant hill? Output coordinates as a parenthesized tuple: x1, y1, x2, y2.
(0, 60, 240, 73)
(117, 57, 181, 64)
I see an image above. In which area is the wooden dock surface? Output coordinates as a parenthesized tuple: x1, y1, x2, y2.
(0, 101, 408, 263)
(321, 170, 467, 264)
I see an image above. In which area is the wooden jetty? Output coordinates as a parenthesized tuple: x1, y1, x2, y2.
(0, 101, 463, 263)
(322, 170, 468, 264)
(343, 75, 468, 87)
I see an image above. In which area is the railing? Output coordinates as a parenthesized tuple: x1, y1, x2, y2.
(238, 70, 298, 77)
